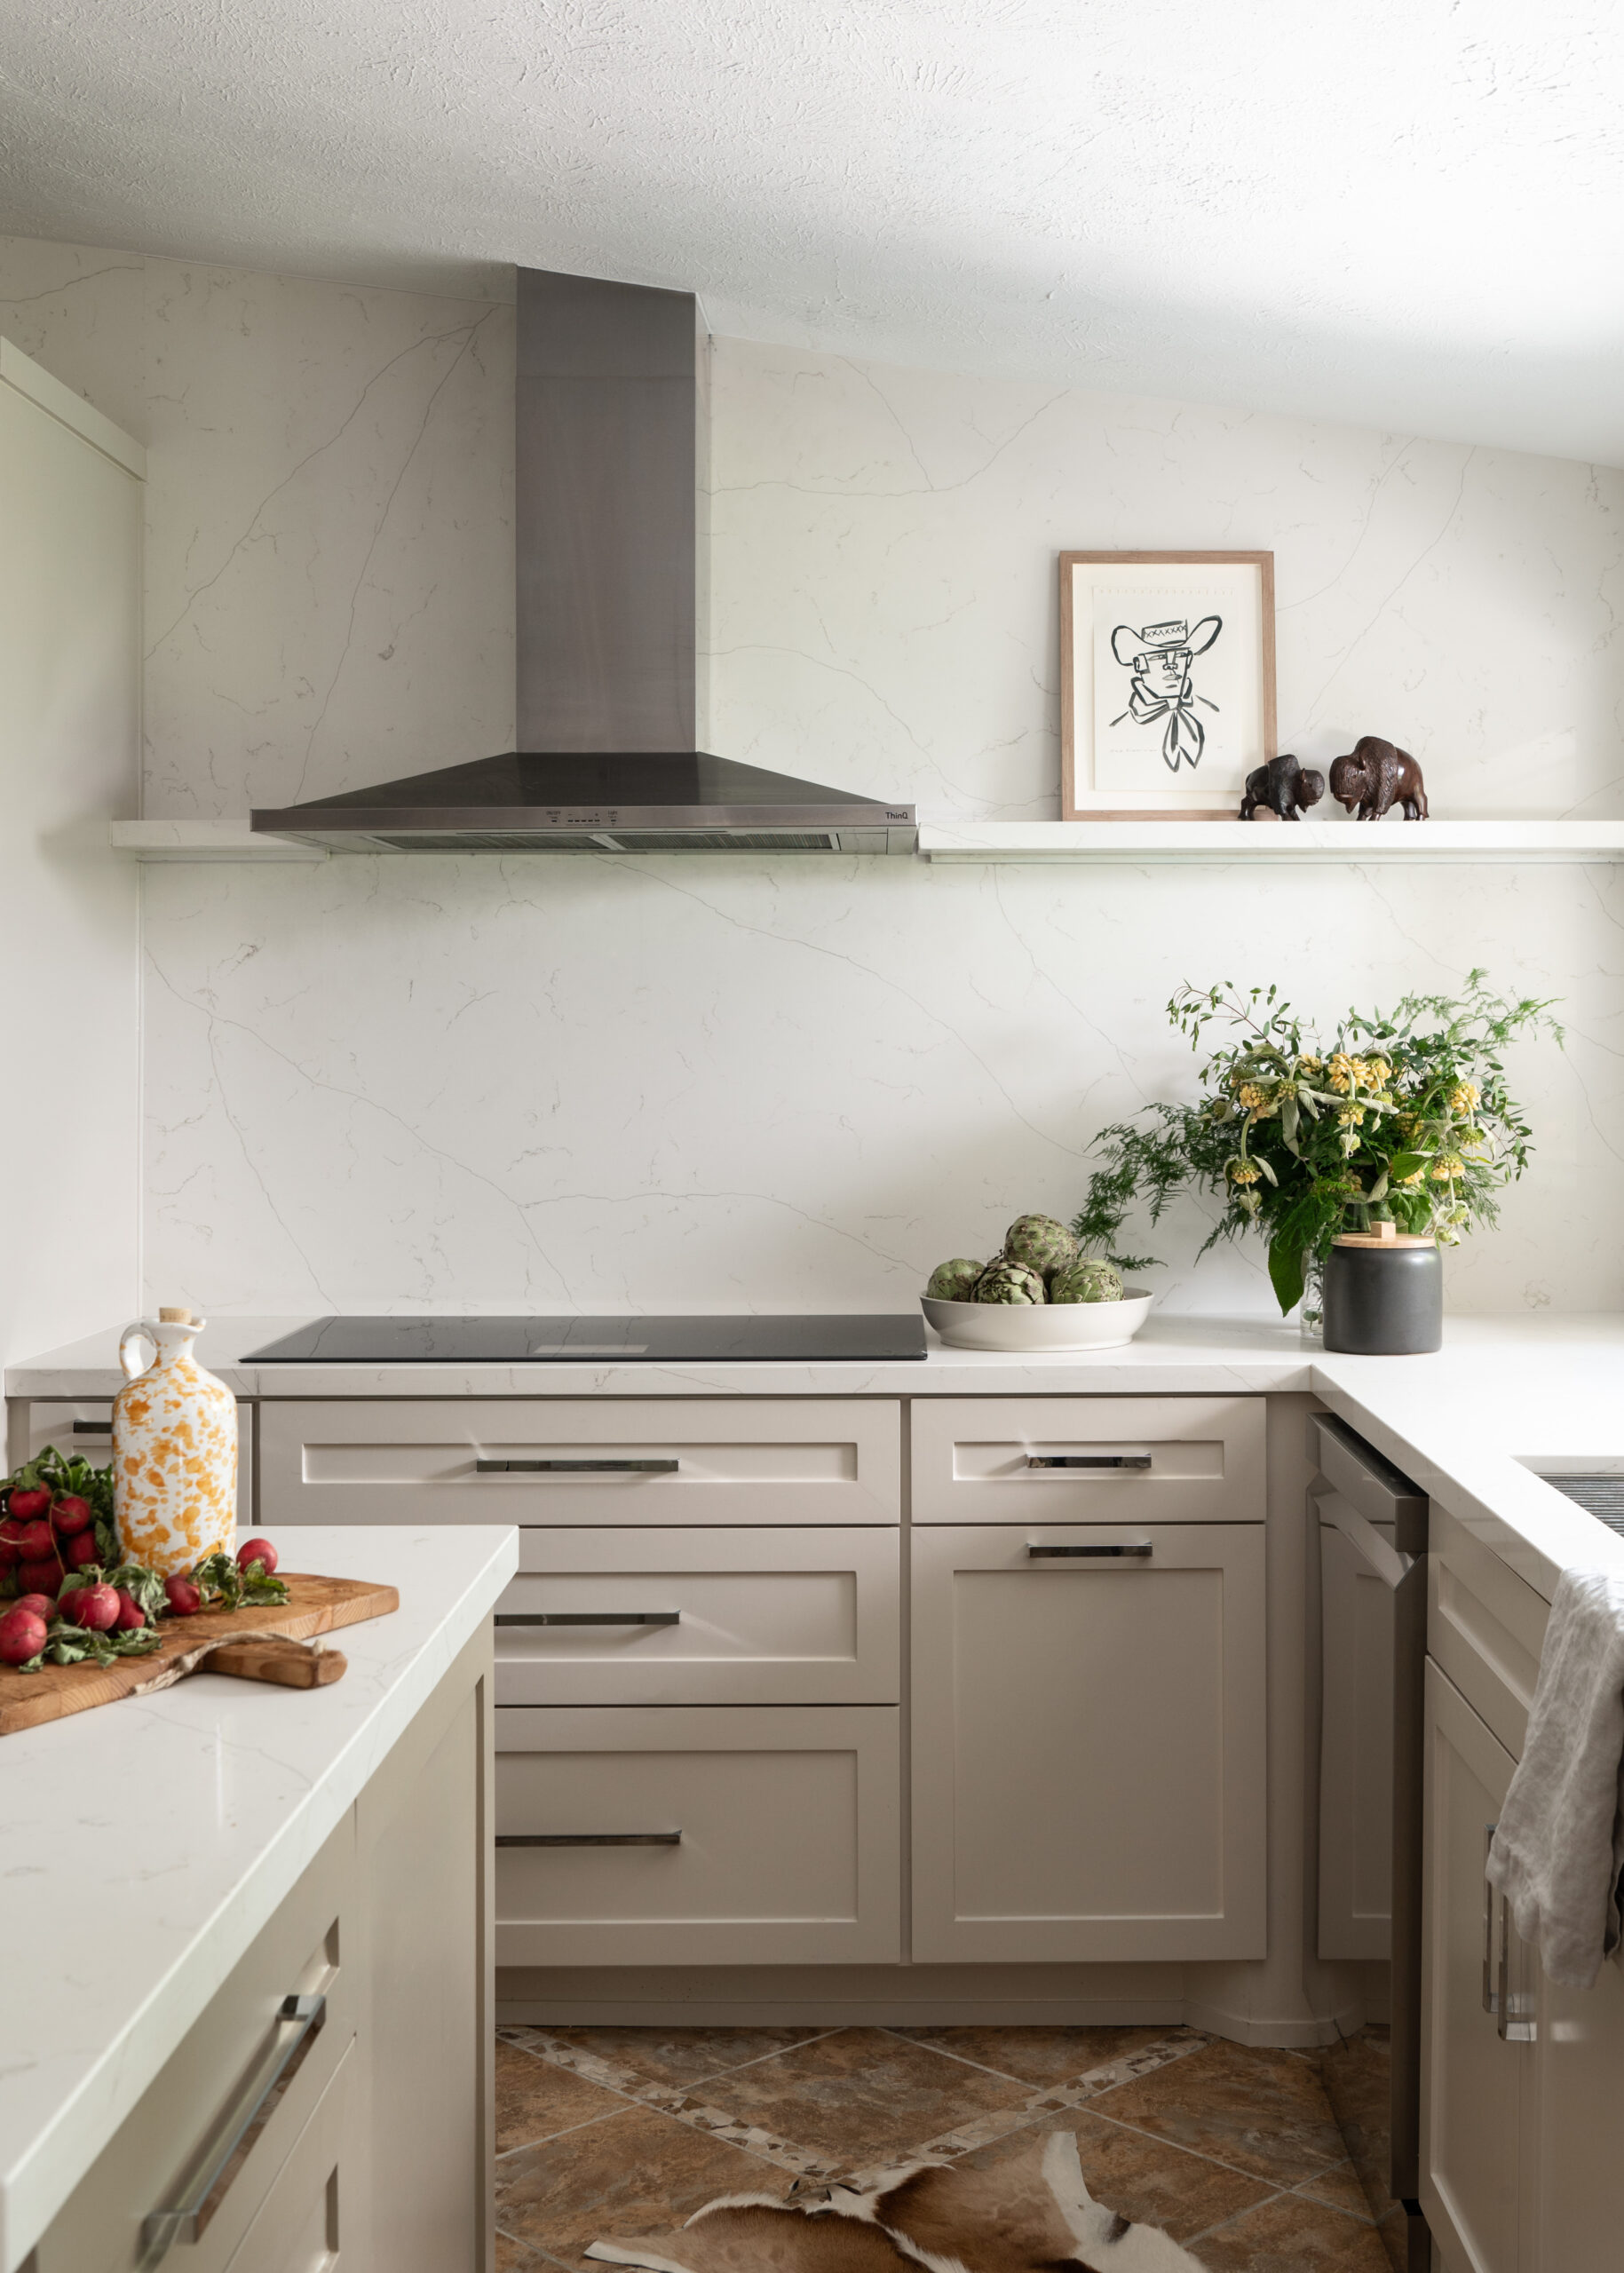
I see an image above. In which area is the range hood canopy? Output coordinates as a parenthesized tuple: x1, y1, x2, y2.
(253, 268, 915, 856)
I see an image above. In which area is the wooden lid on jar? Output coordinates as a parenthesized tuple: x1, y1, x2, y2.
(1333, 1224, 1436, 1250)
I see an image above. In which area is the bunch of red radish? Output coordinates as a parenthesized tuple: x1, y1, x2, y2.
(0, 1534, 279, 1669)
(0, 1481, 99, 1597)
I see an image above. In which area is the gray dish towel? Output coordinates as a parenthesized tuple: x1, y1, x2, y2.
(1487, 1565, 1624, 1989)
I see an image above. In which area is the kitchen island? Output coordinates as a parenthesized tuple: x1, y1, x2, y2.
(1, 1522, 518, 2273)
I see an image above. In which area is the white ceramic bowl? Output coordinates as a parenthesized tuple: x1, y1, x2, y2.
(922, 1287, 1156, 1352)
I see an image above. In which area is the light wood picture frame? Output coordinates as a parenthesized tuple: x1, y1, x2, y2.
(1060, 550, 1276, 819)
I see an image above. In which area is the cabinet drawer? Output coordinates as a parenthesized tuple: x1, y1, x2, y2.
(16, 1398, 254, 1526)
(258, 1398, 899, 1526)
(909, 1396, 1265, 1524)
(495, 1527, 899, 1705)
(222, 2039, 351, 2273)
(495, 1704, 900, 1964)
(1429, 1501, 1548, 1760)
(910, 1522, 1266, 1962)
(35, 1818, 353, 2273)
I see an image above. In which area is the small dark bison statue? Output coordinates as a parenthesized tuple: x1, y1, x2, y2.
(1328, 735, 1429, 821)
(1239, 753, 1324, 821)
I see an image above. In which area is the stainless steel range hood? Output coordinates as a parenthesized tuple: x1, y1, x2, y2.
(252, 269, 915, 855)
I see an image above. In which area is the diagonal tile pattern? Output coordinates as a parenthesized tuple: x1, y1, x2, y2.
(493, 2022, 1394, 2272)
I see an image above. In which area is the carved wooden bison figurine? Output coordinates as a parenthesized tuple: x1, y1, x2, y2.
(1239, 753, 1324, 821)
(1328, 735, 1429, 821)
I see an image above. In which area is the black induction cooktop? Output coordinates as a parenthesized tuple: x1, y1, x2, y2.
(242, 1314, 928, 1364)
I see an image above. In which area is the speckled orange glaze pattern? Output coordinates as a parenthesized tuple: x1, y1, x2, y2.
(112, 1320, 237, 1576)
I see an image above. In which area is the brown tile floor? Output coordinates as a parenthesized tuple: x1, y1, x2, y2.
(493, 2024, 1394, 2270)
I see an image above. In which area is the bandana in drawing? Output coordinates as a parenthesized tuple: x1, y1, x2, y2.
(1109, 615, 1222, 772)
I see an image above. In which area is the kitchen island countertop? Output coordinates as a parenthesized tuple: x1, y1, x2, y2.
(0, 1521, 518, 2273)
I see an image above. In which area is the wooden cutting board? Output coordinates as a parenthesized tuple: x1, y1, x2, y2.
(0, 1574, 400, 1737)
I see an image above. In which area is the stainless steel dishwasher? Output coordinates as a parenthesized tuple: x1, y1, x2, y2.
(1310, 1409, 1430, 2272)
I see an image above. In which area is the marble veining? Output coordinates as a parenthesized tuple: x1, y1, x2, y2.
(2, 236, 1620, 1319)
(0, 1523, 517, 2273)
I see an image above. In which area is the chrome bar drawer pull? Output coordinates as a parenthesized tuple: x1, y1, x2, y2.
(1027, 1541, 1153, 1559)
(476, 1457, 679, 1475)
(497, 1831, 682, 1847)
(495, 1612, 681, 1628)
(141, 1992, 327, 2260)
(1025, 1453, 1153, 1469)
(72, 1419, 112, 1435)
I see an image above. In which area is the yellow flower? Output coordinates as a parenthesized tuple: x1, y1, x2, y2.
(1366, 1057, 1391, 1084)
(1228, 1161, 1262, 1186)
(1336, 1105, 1365, 1129)
(1237, 1082, 1271, 1113)
(1327, 1051, 1355, 1093)
(1296, 1053, 1323, 1073)
(1430, 1154, 1464, 1180)
(1398, 1168, 1426, 1187)
(1450, 1081, 1480, 1113)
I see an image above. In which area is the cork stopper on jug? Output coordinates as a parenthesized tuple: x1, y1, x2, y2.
(157, 1307, 200, 1324)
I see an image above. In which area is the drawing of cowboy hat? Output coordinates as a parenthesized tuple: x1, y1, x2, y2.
(1110, 614, 1222, 665)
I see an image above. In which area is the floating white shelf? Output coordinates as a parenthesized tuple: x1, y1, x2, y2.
(917, 820, 1624, 865)
(110, 817, 1624, 867)
(110, 820, 326, 862)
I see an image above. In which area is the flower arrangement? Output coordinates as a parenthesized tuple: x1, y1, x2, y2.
(1072, 971, 1561, 1315)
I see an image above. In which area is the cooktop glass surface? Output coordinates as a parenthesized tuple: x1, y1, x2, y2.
(242, 1314, 928, 1363)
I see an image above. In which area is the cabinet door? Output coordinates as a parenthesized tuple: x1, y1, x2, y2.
(496, 1704, 900, 1964)
(1525, 1886, 1624, 2269)
(910, 1524, 1265, 1962)
(1318, 1514, 1395, 1960)
(1421, 1659, 1525, 2273)
(19, 1398, 255, 1525)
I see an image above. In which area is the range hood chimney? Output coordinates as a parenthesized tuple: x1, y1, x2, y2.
(252, 268, 916, 855)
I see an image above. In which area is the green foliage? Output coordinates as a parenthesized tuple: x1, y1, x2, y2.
(190, 1549, 290, 1612)
(1072, 972, 1562, 1315)
(5, 1444, 120, 1568)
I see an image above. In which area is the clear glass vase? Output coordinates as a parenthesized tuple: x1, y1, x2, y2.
(1297, 1256, 1326, 1345)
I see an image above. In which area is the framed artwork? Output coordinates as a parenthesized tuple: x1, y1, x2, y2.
(1060, 551, 1276, 819)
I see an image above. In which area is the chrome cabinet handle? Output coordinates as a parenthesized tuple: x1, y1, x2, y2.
(495, 1612, 680, 1627)
(476, 1458, 679, 1474)
(1483, 1826, 1500, 2014)
(1025, 1453, 1153, 1469)
(496, 1831, 681, 1847)
(1498, 1896, 1538, 2043)
(1027, 1542, 1153, 1559)
(141, 1993, 326, 2261)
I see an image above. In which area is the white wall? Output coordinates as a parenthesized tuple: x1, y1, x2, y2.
(4, 235, 1620, 1319)
(0, 345, 142, 1361)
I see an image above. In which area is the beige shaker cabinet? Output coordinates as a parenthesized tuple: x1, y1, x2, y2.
(1421, 1657, 1525, 2273)
(495, 1703, 901, 1965)
(908, 1521, 1267, 1962)
(1422, 1507, 1624, 2273)
(257, 1398, 901, 1526)
(28, 1624, 495, 2273)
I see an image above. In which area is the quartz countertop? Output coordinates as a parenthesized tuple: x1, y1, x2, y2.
(0, 1522, 518, 2273)
(9, 1308, 1624, 1598)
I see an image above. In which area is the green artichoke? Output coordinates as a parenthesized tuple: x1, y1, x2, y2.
(925, 1258, 984, 1303)
(1002, 1213, 1079, 1279)
(974, 1258, 1048, 1305)
(1050, 1257, 1124, 1305)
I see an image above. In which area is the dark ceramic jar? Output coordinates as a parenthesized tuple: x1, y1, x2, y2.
(1322, 1230, 1442, 1354)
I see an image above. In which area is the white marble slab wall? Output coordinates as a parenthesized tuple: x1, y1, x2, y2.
(3, 237, 1620, 1317)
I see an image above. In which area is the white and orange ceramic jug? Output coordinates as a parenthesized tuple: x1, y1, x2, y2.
(112, 1308, 237, 1575)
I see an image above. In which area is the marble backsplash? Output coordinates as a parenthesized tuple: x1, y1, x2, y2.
(4, 234, 1621, 1316)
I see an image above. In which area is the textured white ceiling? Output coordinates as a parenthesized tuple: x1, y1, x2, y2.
(2, 0, 1621, 461)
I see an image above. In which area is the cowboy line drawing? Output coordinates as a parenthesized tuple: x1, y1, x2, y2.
(1108, 614, 1223, 772)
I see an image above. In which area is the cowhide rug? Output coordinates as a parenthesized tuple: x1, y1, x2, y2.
(583, 2128, 1208, 2272)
